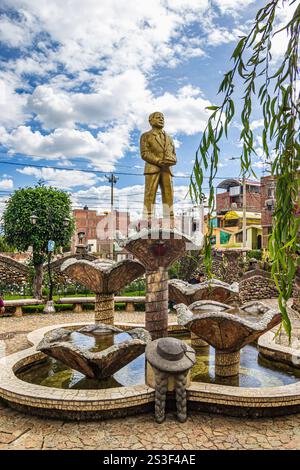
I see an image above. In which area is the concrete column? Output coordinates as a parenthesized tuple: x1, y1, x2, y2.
(146, 267, 168, 339)
(215, 350, 240, 377)
(95, 293, 114, 325)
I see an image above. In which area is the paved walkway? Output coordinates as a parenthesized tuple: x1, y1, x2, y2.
(0, 306, 300, 450)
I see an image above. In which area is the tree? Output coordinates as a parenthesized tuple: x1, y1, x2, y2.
(0, 235, 15, 253)
(190, 0, 300, 339)
(2, 184, 75, 299)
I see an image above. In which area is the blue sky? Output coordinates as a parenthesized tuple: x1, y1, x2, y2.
(0, 0, 295, 219)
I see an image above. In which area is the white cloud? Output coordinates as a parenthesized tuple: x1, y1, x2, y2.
(0, 72, 29, 128)
(0, 14, 33, 48)
(251, 119, 264, 130)
(0, 178, 13, 190)
(0, 0, 270, 174)
(213, 0, 256, 15)
(71, 183, 192, 220)
(270, 2, 298, 62)
(17, 166, 100, 189)
(0, 125, 131, 170)
(1, 83, 212, 163)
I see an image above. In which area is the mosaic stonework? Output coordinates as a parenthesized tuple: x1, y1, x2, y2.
(2, 321, 300, 420)
(120, 228, 203, 339)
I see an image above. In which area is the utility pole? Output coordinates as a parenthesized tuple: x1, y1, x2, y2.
(105, 173, 119, 259)
(229, 158, 247, 250)
(242, 176, 247, 250)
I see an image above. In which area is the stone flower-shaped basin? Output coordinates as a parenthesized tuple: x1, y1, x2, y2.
(175, 301, 281, 353)
(120, 228, 203, 270)
(175, 301, 281, 377)
(37, 324, 151, 379)
(169, 278, 239, 306)
(61, 258, 145, 324)
(61, 258, 144, 293)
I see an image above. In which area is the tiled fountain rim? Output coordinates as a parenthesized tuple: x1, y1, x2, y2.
(0, 322, 300, 415)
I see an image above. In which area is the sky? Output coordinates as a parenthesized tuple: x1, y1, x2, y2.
(0, 0, 296, 220)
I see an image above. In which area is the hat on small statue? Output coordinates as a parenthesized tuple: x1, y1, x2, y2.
(145, 337, 196, 373)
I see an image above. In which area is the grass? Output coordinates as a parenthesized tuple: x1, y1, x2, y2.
(4, 291, 145, 301)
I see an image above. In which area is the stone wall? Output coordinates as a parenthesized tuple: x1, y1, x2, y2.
(45, 254, 98, 289)
(0, 255, 30, 293)
(0, 253, 99, 293)
(239, 269, 278, 303)
(216, 250, 244, 284)
(198, 250, 244, 284)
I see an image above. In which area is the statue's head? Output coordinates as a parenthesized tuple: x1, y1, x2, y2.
(149, 112, 164, 129)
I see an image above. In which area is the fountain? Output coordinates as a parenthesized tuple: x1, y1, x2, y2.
(61, 258, 144, 324)
(175, 301, 282, 377)
(1, 112, 300, 420)
(120, 227, 202, 339)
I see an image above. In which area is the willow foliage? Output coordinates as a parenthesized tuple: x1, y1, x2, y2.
(190, 0, 300, 339)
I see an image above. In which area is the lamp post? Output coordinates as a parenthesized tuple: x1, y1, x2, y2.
(30, 212, 70, 314)
(76, 230, 88, 255)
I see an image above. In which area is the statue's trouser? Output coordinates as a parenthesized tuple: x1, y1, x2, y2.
(143, 171, 174, 223)
(154, 369, 188, 424)
(95, 293, 114, 325)
(215, 350, 240, 377)
(146, 268, 168, 339)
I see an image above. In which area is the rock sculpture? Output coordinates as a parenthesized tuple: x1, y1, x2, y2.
(37, 324, 151, 379)
(175, 301, 281, 377)
(61, 258, 144, 324)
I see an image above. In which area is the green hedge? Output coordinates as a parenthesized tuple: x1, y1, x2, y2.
(246, 249, 262, 261)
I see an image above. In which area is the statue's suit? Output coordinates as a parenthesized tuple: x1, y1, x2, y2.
(140, 128, 177, 220)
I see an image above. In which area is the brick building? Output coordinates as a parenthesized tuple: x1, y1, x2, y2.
(216, 178, 261, 214)
(260, 175, 276, 249)
(71, 206, 130, 258)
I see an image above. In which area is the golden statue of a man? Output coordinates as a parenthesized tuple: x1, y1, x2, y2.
(140, 112, 177, 224)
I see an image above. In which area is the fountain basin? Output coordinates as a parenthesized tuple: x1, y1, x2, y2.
(169, 278, 239, 306)
(37, 324, 151, 379)
(1, 322, 300, 419)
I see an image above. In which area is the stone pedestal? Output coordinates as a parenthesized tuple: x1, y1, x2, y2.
(191, 332, 208, 348)
(95, 293, 114, 325)
(125, 302, 135, 313)
(73, 303, 83, 313)
(43, 300, 56, 314)
(13, 306, 23, 317)
(215, 350, 240, 377)
(146, 268, 169, 339)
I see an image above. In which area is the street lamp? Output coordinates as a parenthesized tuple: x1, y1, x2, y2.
(30, 214, 38, 225)
(76, 231, 88, 255)
(30, 213, 71, 314)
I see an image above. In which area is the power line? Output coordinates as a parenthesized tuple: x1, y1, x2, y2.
(0, 159, 251, 180)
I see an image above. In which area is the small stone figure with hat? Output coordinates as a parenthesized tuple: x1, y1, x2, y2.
(145, 337, 196, 423)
